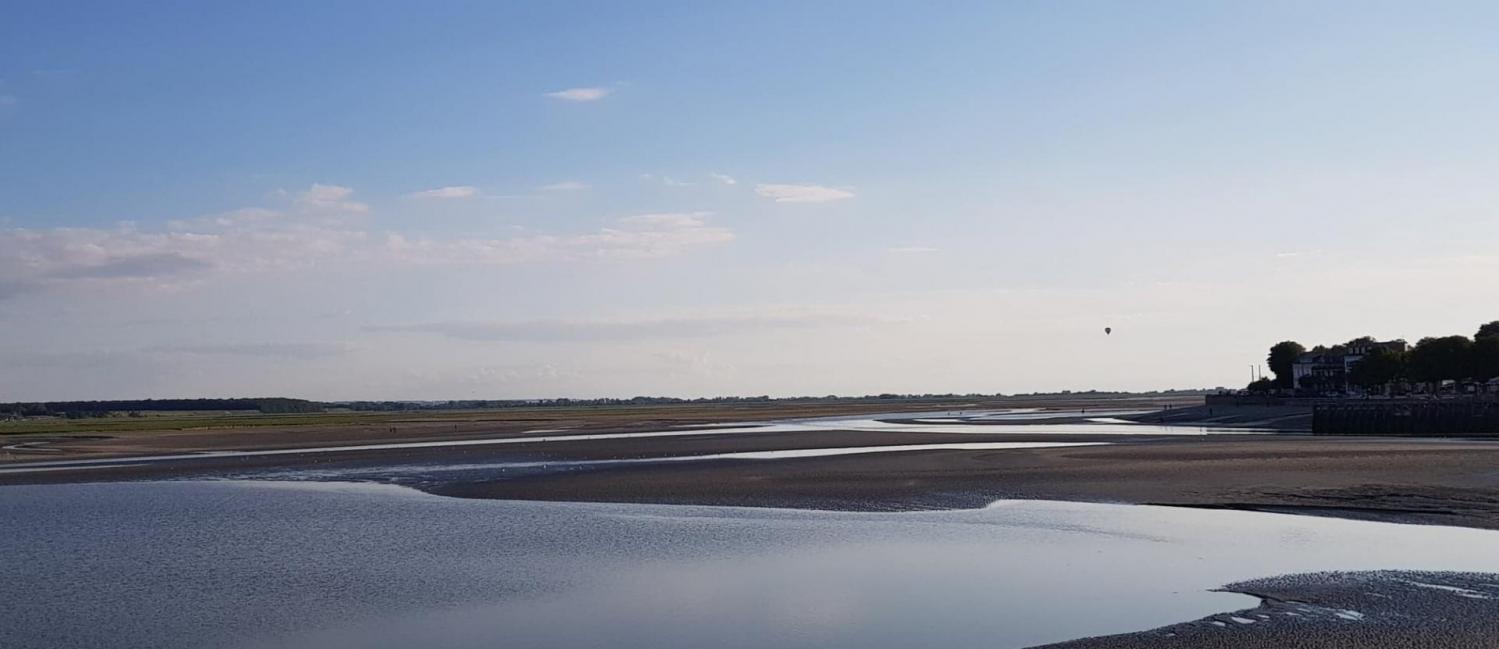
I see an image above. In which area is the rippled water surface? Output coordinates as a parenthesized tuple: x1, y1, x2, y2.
(4, 481, 1499, 649)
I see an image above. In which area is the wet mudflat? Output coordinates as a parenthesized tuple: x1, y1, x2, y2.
(7, 413, 1499, 529)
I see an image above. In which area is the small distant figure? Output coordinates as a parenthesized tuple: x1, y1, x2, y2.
(1104, 327, 1112, 335)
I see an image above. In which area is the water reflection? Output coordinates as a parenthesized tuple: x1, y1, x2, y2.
(3, 482, 1499, 649)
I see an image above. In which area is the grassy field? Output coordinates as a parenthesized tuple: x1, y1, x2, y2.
(0, 400, 955, 436)
(0, 410, 450, 435)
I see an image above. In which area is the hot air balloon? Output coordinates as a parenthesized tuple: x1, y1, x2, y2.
(1104, 327, 1112, 335)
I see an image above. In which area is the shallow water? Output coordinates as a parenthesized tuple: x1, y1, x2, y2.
(762, 418, 1219, 435)
(706, 409, 1265, 436)
(0, 415, 1256, 476)
(214, 440, 1106, 483)
(667, 440, 1105, 460)
(3, 481, 1498, 649)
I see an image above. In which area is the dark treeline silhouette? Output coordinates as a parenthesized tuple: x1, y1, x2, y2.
(1254, 320, 1499, 395)
(335, 389, 1213, 412)
(2, 389, 1217, 419)
(340, 394, 986, 411)
(338, 396, 781, 411)
(0, 398, 323, 418)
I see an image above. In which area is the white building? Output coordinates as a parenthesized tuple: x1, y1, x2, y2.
(1292, 339, 1407, 392)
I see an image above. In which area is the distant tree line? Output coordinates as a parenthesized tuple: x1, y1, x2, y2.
(1252, 320, 1499, 394)
(337, 394, 942, 412)
(334, 389, 1217, 411)
(3, 389, 1223, 420)
(0, 398, 323, 418)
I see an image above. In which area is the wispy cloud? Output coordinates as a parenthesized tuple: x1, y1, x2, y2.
(407, 185, 479, 200)
(165, 207, 280, 231)
(538, 180, 589, 192)
(1, 205, 368, 297)
(47, 252, 212, 279)
(755, 183, 855, 203)
(639, 173, 691, 187)
(0, 95, 16, 108)
(141, 342, 355, 358)
(652, 349, 735, 379)
(709, 173, 737, 185)
(545, 87, 611, 102)
(368, 311, 887, 343)
(888, 246, 940, 254)
(0, 193, 731, 302)
(386, 212, 732, 264)
(618, 212, 711, 229)
(295, 184, 368, 213)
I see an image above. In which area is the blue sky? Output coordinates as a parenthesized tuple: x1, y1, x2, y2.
(3, 2, 1499, 400)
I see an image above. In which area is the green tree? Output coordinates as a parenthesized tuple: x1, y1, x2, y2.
(1246, 377, 1275, 394)
(1267, 341, 1305, 389)
(1298, 373, 1328, 394)
(1473, 336, 1499, 382)
(1407, 336, 1474, 385)
(1476, 321, 1499, 340)
(1347, 347, 1406, 392)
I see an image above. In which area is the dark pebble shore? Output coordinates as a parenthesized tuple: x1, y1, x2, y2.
(1037, 571, 1499, 649)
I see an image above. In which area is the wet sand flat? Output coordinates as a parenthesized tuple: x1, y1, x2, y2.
(423, 434, 1499, 528)
(8, 424, 1499, 530)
